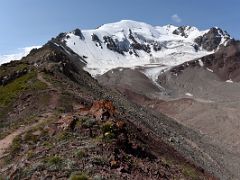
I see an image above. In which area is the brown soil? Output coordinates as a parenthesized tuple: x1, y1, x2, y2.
(0, 113, 51, 160)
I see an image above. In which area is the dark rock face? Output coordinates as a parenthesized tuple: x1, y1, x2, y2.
(202, 39, 240, 81)
(115, 38, 130, 53)
(103, 36, 125, 55)
(194, 36, 203, 47)
(0, 67, 28, 86)
(194, 27, 230, 51)
(92, 33, 102, 48)
(129, 29, 151, 54)
(173, 26, 189, 38)
(192, 44, 199, 52)
(92, 33, 101, 42)
(153, 42, 162, 51)
(53, 32, 68, 43)
(72, 28, 85, 40)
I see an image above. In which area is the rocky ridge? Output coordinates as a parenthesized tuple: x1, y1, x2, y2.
(0, 43, 216, 179)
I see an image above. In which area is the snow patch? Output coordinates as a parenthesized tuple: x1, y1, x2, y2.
(226, 79, 233, 83)
(185, 93, 193, 97)
(198, 59, 204, 67)
(143, 65, 168, 81)
(207, 68, 213, 72)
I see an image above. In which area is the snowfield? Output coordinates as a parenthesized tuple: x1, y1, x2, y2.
(63, 20, 229, 81)
(0, 20, 230, 83)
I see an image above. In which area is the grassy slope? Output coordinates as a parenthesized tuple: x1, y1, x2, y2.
(0, 45, 214, 179)
(0, 62, 48, 138)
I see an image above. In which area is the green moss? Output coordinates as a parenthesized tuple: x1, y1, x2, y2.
(101, 121, 116, 141)
(75, 149, 87, 159)
(42, 141, 53, 148)
(56, 131, 73, 141)
(182, 165, 199, 180)
(0, 71, 47, 107)
(161, 156, 174, 167)
(101, 121, 114, 134)
(45, 155, 63, 166)
(27, 150, 34, 159)
(69, 172, 89, 180)
(23, 131, 38, 144)
(9, 136, 21, 155)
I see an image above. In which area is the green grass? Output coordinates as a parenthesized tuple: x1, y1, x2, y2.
(56, 131, 74, 141)
(101, 121, 116, 141)
(9, 136, 21, 155)
(45, 155, 63, 166)
(75, 149, 87, 159)
(0, 62, 28, 77)
(69, 172, 89, 180)
(182, 165, 199, 180)
(0, 71, 47, 107)
(101, 121, 114, 134)
(23, 131, 39, 144)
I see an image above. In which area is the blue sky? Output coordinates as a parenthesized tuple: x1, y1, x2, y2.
(0, 0, 239, 55)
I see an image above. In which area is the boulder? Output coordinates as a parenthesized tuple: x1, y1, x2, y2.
(78, 100, 117, 120)
(57, 115, 78, 130)
(89, 100, 116, 120)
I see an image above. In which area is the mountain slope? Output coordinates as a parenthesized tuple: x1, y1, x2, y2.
(51, 20, 230, 78)
(0, 20, 237, 179)
(97, 39, 240, 179)
(0, 43, 218, 179)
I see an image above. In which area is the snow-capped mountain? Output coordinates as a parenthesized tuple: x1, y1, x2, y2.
(51, 20, 231, 79)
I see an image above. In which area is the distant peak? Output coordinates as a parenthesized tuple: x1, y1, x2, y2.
(97, 19, 154, 31)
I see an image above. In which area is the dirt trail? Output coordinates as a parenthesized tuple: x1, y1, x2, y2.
(0, 73, 59, 160)
(37, 72, 60, 110)
(0, 113, 51, 160)
(37, 72, 52, 87)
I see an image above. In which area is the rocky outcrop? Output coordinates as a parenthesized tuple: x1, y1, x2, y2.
(79, 100, 116, 120)
(129, 29, 151, 54)
(152, 41, 162, 51)
(194, 27, 230, 51)
(103, 36, 125, 55)
(72, 28, 85, 40)
(173, 26, 189, 38)
(92, 33, 103, 48)
(200, 39, 240, 81)
(0, 66, 28, 86)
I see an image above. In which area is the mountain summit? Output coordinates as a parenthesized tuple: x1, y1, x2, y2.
(51, 20, 231, 77)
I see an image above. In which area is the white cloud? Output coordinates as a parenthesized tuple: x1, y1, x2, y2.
(171, 14, 182, 23)
(0, 46, 41, 65)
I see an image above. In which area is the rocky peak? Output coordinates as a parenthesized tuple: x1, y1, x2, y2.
(72, 28, 85, 40)
(194, 27, 231, 51)
(38, 20, 233, 76)
(172, 26, 191, 38)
